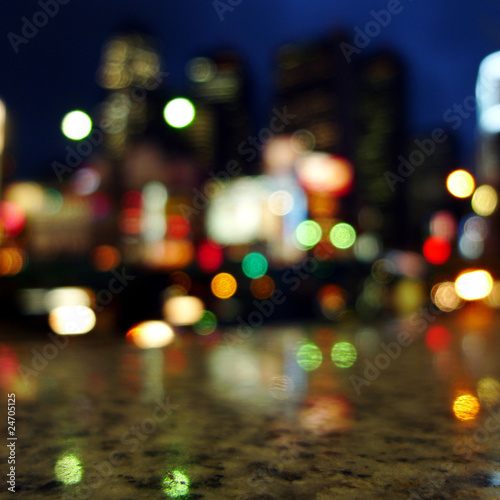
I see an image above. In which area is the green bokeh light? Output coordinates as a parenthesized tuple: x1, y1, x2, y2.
(54, 453, 83, 485)
(194, 310, 217, 335)
(331, 341, 357, 368)
(242, 252, 268, 279)
(164, 98, 196, 128)
(296, 342, 323, 371)
(163, 470, 190, 497)
(295, 220, 322, 248)
(330, 222, 356, 249)
(61, 110, 92, 140)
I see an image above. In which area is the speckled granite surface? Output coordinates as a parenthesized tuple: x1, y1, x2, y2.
(2, 320, 500, 499)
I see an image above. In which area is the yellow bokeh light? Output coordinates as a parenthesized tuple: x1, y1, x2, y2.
(61, 110, 92, 140)
(455, 270, 493, 301)
(477, 377, 500, 408)
(446, 170, 475, 198)
(431, 281, 462, 312)
(211, 272, 237, 299)
(163, 296, 204, 326)
(472, 185, 498, 216)
(452, 394, 480, 421)
(126, 320, 175, 349)
(49, 306, 96, 335)
(268, 190, 294, 216)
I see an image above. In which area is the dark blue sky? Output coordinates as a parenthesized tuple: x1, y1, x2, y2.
(1, 0, 500, 179)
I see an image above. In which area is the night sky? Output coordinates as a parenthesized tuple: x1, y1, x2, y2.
(1, 0, 500, 180)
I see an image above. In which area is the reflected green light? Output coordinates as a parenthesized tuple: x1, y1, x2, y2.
(54, 453, 83, 485)
(296, 343, 322, 371)
(330, 222, 356, 249)
(194, 310, 217, 335)
(163, 470, 190, 497)
(242, 252, 268, 279)
(295, 220, 322, 248)
(331, 341, 357, 368)
(61, 110, 92, 140)
(164, 98, 195, 128)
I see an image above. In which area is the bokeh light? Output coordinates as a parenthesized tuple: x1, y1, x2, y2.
(472, 185, 498, 216)
(371, 259, 396, 284)
(425, 326, 452, 352)
(163, 296, 204, 326)
(196, 239, 224, 274)
(0, 201, 26, 237)
(295, 220, 322, 248)
(211, 273, 237, 299)
(61, 110, 92, 140)
(422, 236, 452, 265)
(194, 310, 218, 336)
(268, 190, 294, 216)
(49, 306, 96, 335)
(54, 453, 83, 485)
(162, 470, 190, 498)
(477, 377, 500, 408)
(452, 394, 480, 421)
(455, 270, 493, 300)
(0, 247, 26, 276)
(250, 275, 275, 300)
(463, 215, 488, 242)
(163, 98, 195, 128)
(431, 281, 462, 312)
(331, 342, 357, 368)
(429, 210, 457, 240)
(242, 252, 268, 279)
(296, 342, 323, 371)
(458, 233, 484, 260)
(330, 222, 356, 249)
(446, 169, 475, 198)
(126, 321, 175, 349)
(91, 245, 121, 272)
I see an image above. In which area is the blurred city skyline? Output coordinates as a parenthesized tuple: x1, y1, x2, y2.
(1, 0, 500, 179)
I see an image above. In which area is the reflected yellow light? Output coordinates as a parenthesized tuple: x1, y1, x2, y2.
(163, 470, 190, 498)
(54, 453, 83, 485)
(472, 185, 498, 216)
(431, 281, 462, 312)
(163, 296, 204, 326)
(446, 170, 475, 198)
(127, 321, 175, 349)
(452, 394, 480, 421)
(61, 110, 92, 140)
(211, 273, 237, 299)
(331, 342, 357, 368)
(455, 270, 493, 301)
(49, 306, 96, 335)
(477, 377, 500, 408)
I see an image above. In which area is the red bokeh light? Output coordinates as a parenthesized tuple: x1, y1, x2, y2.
(423, 236, 452, 265)
(197, 239, 223, 273)
(425, 326, 452, 352)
